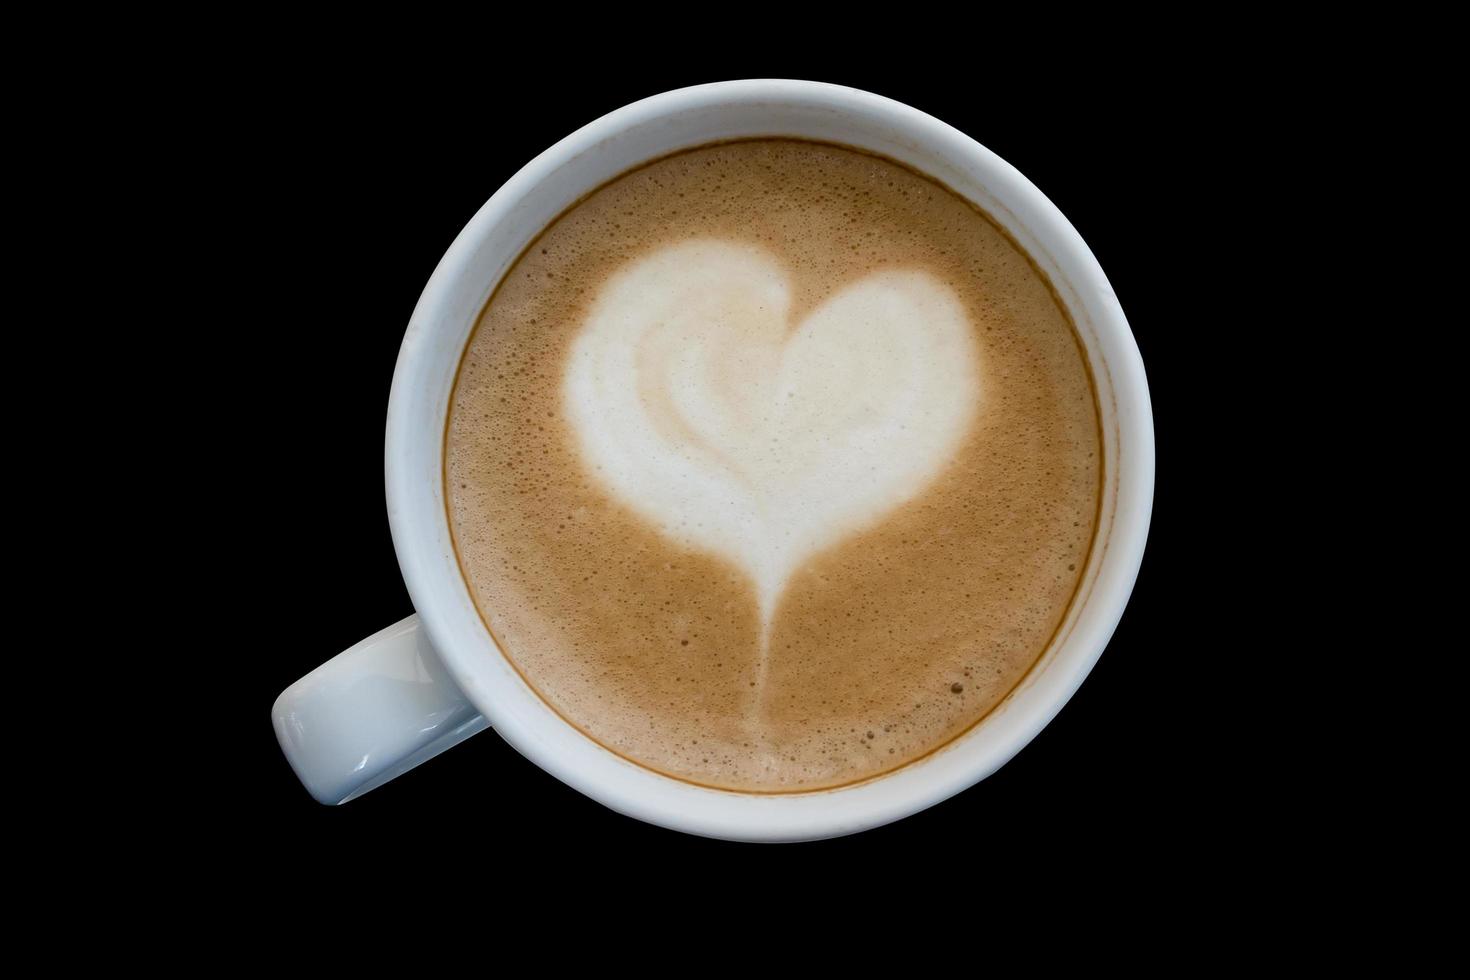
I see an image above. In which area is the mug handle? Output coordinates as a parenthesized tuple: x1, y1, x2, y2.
(272, 614, 490, 804)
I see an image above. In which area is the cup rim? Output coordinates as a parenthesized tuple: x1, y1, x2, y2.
(385, 79, 1154, 841)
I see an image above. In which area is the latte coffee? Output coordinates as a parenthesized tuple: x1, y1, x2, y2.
(445, 139, 1101, 792)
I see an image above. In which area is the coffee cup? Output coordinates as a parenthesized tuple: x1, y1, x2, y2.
(272, 79, 1154, 841)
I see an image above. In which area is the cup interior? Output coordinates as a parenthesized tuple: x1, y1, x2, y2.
(385, 80, 1152, 841)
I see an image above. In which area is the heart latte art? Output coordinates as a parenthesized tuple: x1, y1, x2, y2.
(444, 139, 1101, 791)
(564, 239, 980, 639)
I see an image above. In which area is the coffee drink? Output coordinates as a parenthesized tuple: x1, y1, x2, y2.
(445, 139, 1100, 792)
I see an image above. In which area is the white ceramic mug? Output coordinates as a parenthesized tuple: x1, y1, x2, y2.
(272, 79, 1154, 841)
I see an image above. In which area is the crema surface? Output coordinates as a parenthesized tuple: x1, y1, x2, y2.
(446, 140, 1101, 791)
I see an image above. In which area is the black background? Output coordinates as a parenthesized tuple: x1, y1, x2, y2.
(222, 64, 1232, 868)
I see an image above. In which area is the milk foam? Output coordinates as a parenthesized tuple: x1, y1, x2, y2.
(445, 139, 1101, 792)
(564, 239, 980, 642)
